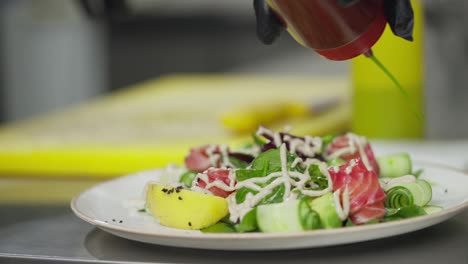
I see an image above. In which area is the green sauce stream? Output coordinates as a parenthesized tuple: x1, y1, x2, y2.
(368, 54, 424, 122)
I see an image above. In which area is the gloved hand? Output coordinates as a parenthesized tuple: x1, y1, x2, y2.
(77, 0, 129, 19)
(254, 0, 414, 45)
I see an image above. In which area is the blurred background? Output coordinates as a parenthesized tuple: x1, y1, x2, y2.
(1, 2, 468, 259)
(0, 0, 467, 137)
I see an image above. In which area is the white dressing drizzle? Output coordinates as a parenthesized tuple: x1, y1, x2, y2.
(219, 144, 235, 168)
(273, 133, 281, 147)
(345, 159, 357, 174)
(190, 185, 213, 195)
(283, 135, 322, 157)
(325, 133, 373, 171)
(259, 126, 322, 158)
(256, 126, 282, 147)
(333, 186, 350, 221)
(227, 143, 333, 222)
(347, 133, 372, 171)
(205, 144, 236, 169)
(205, 144, 220, 167)
(234, 145, 261, 157)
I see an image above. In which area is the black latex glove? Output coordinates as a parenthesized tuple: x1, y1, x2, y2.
(254, 0, 414, 45)
(77, 0, 129, 20)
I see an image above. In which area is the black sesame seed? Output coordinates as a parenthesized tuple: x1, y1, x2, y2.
(119, 220, 123, 223)
(178, 196, 183, 200)
(162, 188, 168, 193)
(188, 222, 192, 227)
(112, 219, 116, 222)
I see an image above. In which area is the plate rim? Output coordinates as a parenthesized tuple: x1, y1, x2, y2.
(70, 161, 468, 241)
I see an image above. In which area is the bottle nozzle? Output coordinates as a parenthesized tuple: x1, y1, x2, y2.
(363, 49, 374, 58)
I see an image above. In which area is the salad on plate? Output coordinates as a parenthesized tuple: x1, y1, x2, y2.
(143, 127, 441, 233)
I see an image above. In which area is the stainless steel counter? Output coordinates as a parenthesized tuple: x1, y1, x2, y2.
(0, 204, 467, 264)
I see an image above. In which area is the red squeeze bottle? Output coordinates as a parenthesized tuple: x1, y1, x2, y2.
(267, 0, 387, 60)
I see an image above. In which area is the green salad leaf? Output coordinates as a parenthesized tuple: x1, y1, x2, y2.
(384, 205, 427, 222)
(229, 156, 249, 169)
(235, 208, 258, 232)
(201, 222, 237, 233)
(307, 164, 329, 190)
(251, 148, 283, 174)
(235, 169, 264, 182)
(321, 134, 337, 153)
(179, 170, 197, 188)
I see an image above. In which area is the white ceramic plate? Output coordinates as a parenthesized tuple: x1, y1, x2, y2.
(71, 162, 468, 250)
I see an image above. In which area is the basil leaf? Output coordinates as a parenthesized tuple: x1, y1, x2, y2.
(236, 187, 258, 204)
(235, 208, 258, 232)
(345, 219, 355, 227)
(201, 222, 237, 233)
(235, 169, 264, 182)
(383, 205, 427, 222)
(251, 148, 282, 173)
(259, 183, 285, 205)
(307, 164, 328, 190)
(179, 171, 197, 188)
(321, 134, 337, 153)
(397, 205, 427, 218)
(229, 156, 249, 169)
(251, 148, 297, 175)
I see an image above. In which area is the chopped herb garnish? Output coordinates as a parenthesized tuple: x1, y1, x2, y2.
(138, 208, 146, 213)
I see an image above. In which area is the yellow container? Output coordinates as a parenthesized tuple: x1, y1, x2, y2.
(351, 1, 424, 139)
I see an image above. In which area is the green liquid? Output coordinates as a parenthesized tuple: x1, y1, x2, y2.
(368, 54, 424, 122)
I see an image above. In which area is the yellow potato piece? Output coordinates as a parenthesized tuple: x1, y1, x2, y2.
(146, 184, 229, 230)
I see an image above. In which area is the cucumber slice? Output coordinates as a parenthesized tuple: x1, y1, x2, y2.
(416, 179, 432, 206)
(377, 153, 412, 178)
(309, 192, 343, 229)
(385, 179, 432, 208)
(256, 199, 321, 232)
(423, 205, 443, 214)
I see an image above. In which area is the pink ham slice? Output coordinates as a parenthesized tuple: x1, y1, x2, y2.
(325, 134, 380, 175)
(184, 145, 220, 173)
(196, 168, 234, 198)
(329, 158, 386, 224)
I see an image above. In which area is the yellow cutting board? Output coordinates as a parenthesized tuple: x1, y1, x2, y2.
(0, 74, 350, 178)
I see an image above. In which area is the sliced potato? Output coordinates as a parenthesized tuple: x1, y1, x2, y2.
(146, 184, 228, 230)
